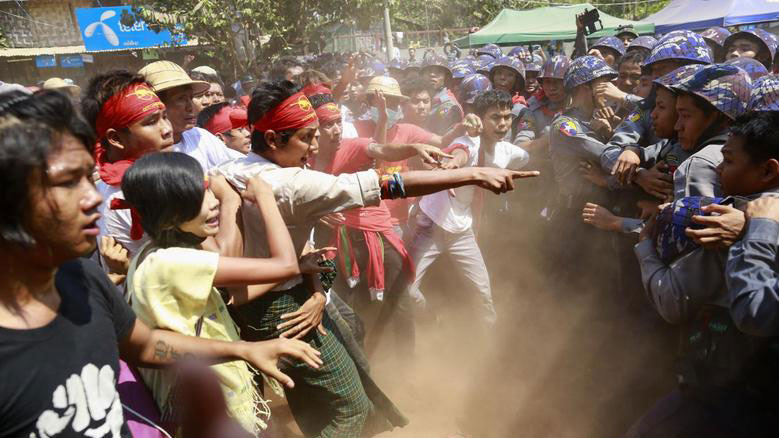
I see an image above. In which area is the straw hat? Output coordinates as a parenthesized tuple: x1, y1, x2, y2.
(42, 77, 81, 95)
(364, 76, 408, 100)
(191, 65, 219, 77)
(139, 60, 209, 94)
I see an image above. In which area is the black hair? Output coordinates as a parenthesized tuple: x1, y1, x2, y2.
(247, 80, 300, 154)
(81, 70, 149, 135)
(196, 101, 231, 130)
(473, 90, 512, 118)
(121, 152, 206, 248)
(0, 90, 95, 247)
(730, 111, 779, 163)
(401, 77, 434, 99)
(269, 57, 303, 82)
(619, 50, 647, 69)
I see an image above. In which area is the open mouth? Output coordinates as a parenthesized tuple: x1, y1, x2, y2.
(206, 215, 219, 227)
(82, 215, 100, 236)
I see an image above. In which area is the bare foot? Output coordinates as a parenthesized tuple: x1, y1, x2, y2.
(582, 202, 622, 232)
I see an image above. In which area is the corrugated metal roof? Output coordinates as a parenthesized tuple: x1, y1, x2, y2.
(0, 40, 199, 58)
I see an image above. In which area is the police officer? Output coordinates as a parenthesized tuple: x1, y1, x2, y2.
(589, 36, 626, 67)
(700, 26, 731, 62)
(421, 55, 464, 135)
(455, 73, 492, 115)
(488, 56, 526, 105)
(600, 30, 713, 183)
(548, 56, 618, 281)
(514, 55, 570, 149)
(476, 43, 502, 61)
(723, 28, 778, 70)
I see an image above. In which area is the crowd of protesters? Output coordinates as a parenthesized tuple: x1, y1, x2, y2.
(3, 18, 779, 438)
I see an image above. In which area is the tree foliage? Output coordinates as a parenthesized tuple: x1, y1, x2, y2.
(127, 0, 381, 75)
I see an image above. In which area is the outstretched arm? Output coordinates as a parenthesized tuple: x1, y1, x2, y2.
(120, 319, 322, 388)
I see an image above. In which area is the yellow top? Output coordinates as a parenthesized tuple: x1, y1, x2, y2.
(130, 244, 266, 436)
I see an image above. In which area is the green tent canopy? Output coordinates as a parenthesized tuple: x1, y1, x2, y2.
(453, 4, 655, 47)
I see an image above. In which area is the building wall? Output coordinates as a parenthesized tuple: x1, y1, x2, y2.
(1, 0, 92, 48)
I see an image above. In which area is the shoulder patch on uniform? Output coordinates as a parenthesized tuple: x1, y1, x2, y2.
(628, 111, 641, 123)
(554, 117, 580, 137)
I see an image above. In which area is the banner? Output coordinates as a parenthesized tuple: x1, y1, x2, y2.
(75, 6, 187, 52)
(61, 55, 85, 68)
(35, 55, 56, 68)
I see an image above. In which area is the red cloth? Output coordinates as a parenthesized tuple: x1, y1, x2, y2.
(512, 94, 527, 106)
(204, 106, 247, 135)
(110, 198, 143, 241)
(95, 83, 165, 141)
(326, 138, 414, 293)
(252, 91, 317, 133)
(301, 84, 341, 124)
(353, 121, 435, 225)
(94, 84, 165, 187)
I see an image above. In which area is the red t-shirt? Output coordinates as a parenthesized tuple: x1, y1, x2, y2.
(352, 121, 436, 224)
(328, 138, 393, 231)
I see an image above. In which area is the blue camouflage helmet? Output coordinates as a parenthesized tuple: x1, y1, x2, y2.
(644, 30, 713, 67)
(747, 74, 779, 111)
(563, 55, 618, 91)
(724, 29, 778, 67)
(508, 46, 533, 64)
(457, 73, 492, 104)
(592, 36, 627, 57)
(475, 60, 493, 76)
(477, 54, 495, 64)
(476, 43, 502, 60)
(490, 56, 526, 80)
(653, 64, 702, 91)
(724, 57, 769, 81)
(451, 62, 476, 79)
(388, 58, 408, 71)
(628, 36, 658, 52)
(538, 55, 571, 80)
(525, 61, 542, 73)
(653, 196, 724, 264)
(700, 27, 731, 48)
(421, 55, 452, 76)
(668, 63, 753, 120)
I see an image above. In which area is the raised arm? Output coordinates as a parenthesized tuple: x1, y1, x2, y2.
(213, 175, 299, 301)
(201, 175, 243, 257)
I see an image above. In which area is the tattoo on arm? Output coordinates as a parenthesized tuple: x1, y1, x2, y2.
(153, 340, 193, 363)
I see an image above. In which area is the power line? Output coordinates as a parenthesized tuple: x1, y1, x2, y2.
(0, 9, 55, 27)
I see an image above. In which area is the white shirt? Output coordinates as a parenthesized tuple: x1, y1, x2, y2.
(341, 105, 358, 139)
(419, 136, 529, 233)
(95, 181, 149, 277)
(172, 127, 244, 171)
(213, 153, 382, 291)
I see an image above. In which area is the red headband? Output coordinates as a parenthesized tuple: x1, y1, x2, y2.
(252, 91, 318, 133)
(95, 83, 165, 140)
(302, 84, 341, 124)
(204, 106, 248, 135)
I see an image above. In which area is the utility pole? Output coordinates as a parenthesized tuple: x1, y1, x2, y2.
(383, 0, 395, 62)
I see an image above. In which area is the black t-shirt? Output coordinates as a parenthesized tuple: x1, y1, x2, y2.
(0, 258, 136, 438)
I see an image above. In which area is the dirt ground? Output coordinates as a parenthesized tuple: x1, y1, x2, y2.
(267, 187, 678, 438)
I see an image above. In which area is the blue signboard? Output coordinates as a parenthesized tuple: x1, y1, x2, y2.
(75, 6, 186, 52)
(35, 55, 56, 68)
(60, 55, 84, 68)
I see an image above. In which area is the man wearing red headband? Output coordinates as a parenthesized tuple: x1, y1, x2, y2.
(197, 102, 251, 154)
(213, 79, 538, 438)
(81, 71, 174, 282)
(303, 83, 451, 357)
